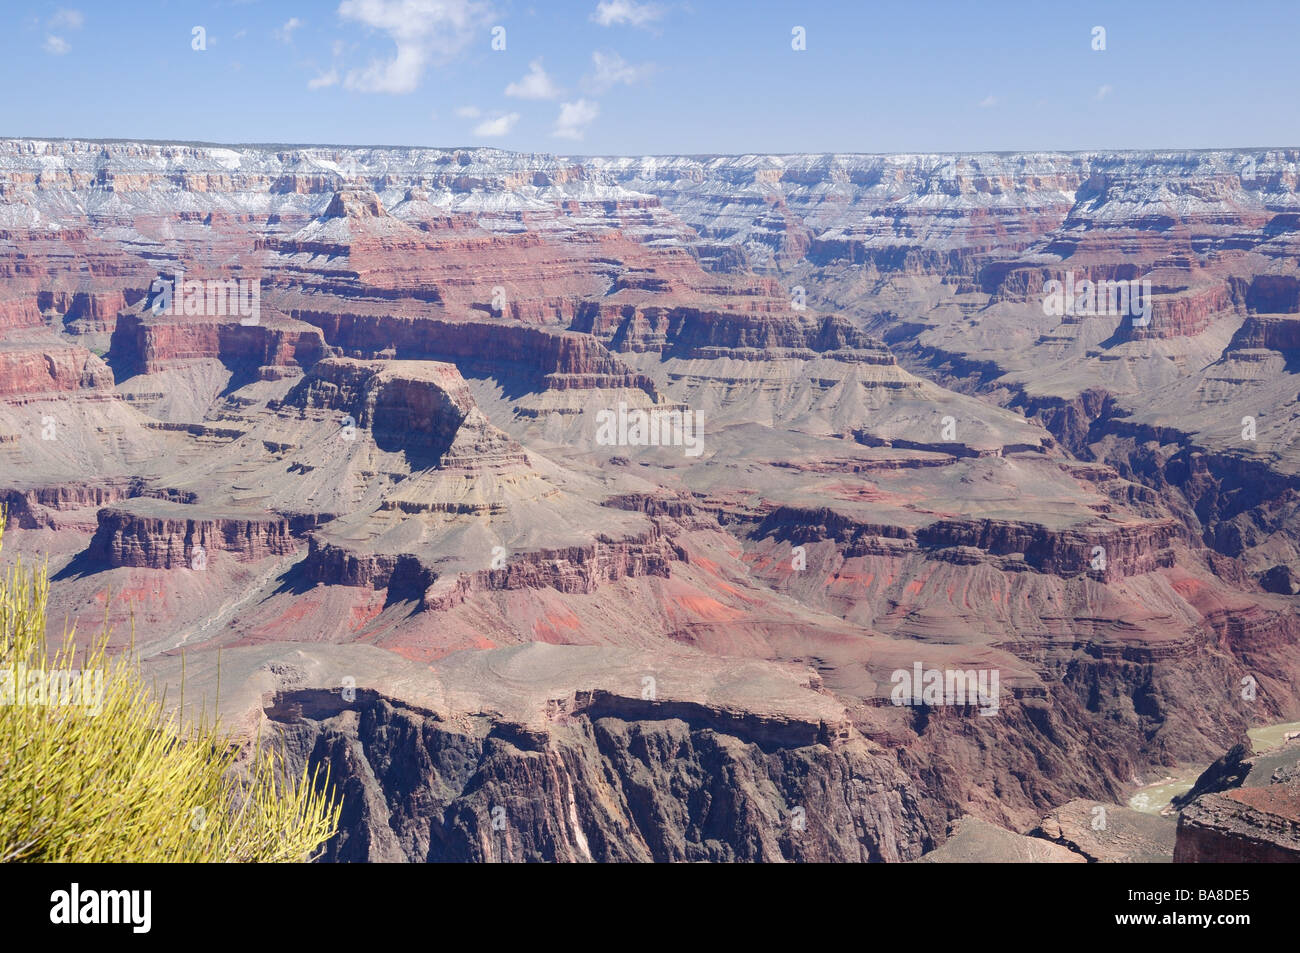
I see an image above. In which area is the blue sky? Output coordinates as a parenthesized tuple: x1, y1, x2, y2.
(3, 0, 1298, 154)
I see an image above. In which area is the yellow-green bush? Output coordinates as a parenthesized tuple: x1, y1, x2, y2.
(0, 512, 340, 862)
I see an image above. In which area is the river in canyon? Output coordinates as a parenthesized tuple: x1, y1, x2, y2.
(1126, 720, 1300, 815)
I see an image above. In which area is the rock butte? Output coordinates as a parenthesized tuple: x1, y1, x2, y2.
(2, 139, 1299, 861)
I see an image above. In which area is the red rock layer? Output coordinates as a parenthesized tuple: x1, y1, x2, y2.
(87, 506, 297, 568)
(109, 313, 329, 376)
(0, 345, 114, 398)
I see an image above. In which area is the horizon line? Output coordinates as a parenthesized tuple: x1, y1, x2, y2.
(1, 134, 1297, 160)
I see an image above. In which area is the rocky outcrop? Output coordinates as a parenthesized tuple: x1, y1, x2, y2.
(36, 288, 133, 333)
(1229, 312, 1300, 351)
(0, 345, 114, 398)
(424, 530, 683, 610)
(280, 357, 527, 470)
(752, 506, 1177, 581)
(270, 687, 933, 862)
(1171, 742, 1254, 808)
(0, 480, 142, 528)
(1261, 564, 1300, 595)
(299, 539, 434, 601)
(87, 503, 297, 568)
(1240, 274, 1300, 315)
(915, 517, 1178, 580)
(1174, 788, 1300, 862)
(304, 526, 682, 608)
(659, 309, 893, 361)
(108, 311, 329, 377)
(1086, 423, 1300, 557)
(324, 187, 384, 219)
(916, 816, 1085, 863)
(1031, 798, 1177, 862)
(290, 314, 659, 398)
(1172, 741, 1300, 862)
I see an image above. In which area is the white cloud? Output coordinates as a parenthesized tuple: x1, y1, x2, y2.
(584, 50, 653, 92)
(338, 0, 495, 94)
(1095, 84, 1113, 101)
(308, 69, 340, 89)
(455, 105, 481, 118)
(49, 9, 83, 30)
(978, 94, 997, 108)
(505, 58, 561, 100)
(43, 35, 70, 55)
(591, 1, 663, 27)
(275, 17, 304, 43)
(553, 99, 599, 139)
(474, 112, 520, 136)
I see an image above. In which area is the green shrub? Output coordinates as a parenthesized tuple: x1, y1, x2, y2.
(0, 512, 340, 862)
